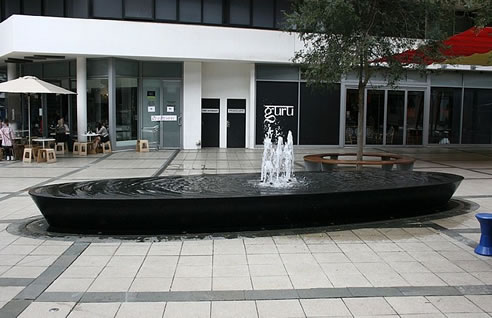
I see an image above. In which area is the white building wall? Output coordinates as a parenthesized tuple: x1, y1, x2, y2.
(0, 15, 301, 64)
(202, 62, 252, 148)
(183, 62, 202, 149)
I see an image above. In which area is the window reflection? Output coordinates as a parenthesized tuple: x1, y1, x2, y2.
(116, 78, 138, 145)
(429, 88, 462, 144)
(406, 91, 424, 145)
(87, 79, 109, 133)
(462, 88, 492, 144)
(366, 90, 384, 145)
(345, 89, 358, 144)
(386, 91, 405, 145)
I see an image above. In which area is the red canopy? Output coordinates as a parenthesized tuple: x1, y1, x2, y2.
(389, 27, 492, 65)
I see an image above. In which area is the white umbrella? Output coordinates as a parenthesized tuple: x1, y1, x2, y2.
(0, 76, 76, 144)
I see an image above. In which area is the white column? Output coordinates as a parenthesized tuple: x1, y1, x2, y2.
(247, 63, 256, 149)
(77, 57, 87, 142)
(7, 63, 16, 80)
(183, 62, 202, 149)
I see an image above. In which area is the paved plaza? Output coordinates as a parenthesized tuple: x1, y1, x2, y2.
(0, 146, 491, 317)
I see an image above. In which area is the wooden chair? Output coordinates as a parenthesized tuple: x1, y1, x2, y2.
(37, 149, 47, 163)
(55, 142, 65, 155)
(136, 140, 149, 152)
(23, 148, 33, 163)
(73, 142, 81, 154)
(79, 143, 88, 156)
(46, 149, 56, 163)
(102, 141, 112, 154)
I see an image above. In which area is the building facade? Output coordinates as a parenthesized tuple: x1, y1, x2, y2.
(0, 0, 491, 149)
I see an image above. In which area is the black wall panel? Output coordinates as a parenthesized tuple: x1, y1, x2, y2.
(92, 0, 123, 19)
(256, 81, 298, 145)
(124, 0, 153, 19)
(299, 84, 340, 145)
(156, 0, 177, 20)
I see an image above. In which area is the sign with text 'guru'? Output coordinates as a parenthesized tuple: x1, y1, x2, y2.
(263, 105, 294, 124)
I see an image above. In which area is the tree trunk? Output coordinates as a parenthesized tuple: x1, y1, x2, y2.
(356, 82, 366, 171)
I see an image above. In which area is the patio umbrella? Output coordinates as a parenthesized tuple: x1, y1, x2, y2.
(0, 76, 76, 144)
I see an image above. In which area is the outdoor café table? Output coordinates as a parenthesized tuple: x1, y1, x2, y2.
(83, 133, 99, 154)
(32, 138, 55, 149)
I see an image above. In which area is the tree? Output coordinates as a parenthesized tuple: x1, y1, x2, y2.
(285, 0, 491, 168)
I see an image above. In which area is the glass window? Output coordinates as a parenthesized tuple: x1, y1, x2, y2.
(406, 91, 425, 145)
(115, 59, 138, 77)
(275, 0, 291, 28)
(386, 91, 405, 145)
(124, 0, 153, 19)
(92, 0, 123, 19)
(23, 0, 42, 15)
(203, 0, 222, 24)
(87, 79, 109, 133)
(87, 59, 109, 78)
(22, 63, 43, 78)
(462, 88, 492, 144)
(366, 90, 384, 145)
(229, 0, 250, 25)
(463, 73, 492, 88)
(66, 0, 89, 18)
(142, 62, 182, 78)
(116, 78, 138, 145)
(5, 0, 21, 18)
(252, 0, 274, 28)
(44, 0, 64, 17)
(345, 89, 359, 144)
(46, 79, 71, 138)
(431, 72, 462, 87)
(300, 84, 340, 145)
(429, 88, 462, 144)
(156, 0, 177, 20)
(44, 61, 70, 78)
(180, 0, 201, 23)
(256, 64, 298, 81)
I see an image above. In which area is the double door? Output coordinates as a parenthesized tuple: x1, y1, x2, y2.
(142, 80, 182, 148)
(345, 89, 425, 146)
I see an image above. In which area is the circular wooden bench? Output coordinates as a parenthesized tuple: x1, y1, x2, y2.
(304, 152, 415, 171)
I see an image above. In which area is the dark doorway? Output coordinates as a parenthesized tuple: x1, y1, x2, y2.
(227, 99, 246, 148)
(201, 98, 220, 147)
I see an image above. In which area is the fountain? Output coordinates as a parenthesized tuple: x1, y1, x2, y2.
(260, 128, 295, 188)
(28, 130, 463, 234)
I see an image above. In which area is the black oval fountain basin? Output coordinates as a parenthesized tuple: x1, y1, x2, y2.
(29, 171, 463, 234)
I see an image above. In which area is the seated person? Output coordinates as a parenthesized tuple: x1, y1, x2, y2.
(93, 122, 110, 149)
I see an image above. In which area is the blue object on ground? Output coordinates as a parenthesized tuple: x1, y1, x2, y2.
(475, 213, 492, 256)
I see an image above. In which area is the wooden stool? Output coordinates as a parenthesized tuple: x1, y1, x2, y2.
(46, 149, 57, 163)
(102, 141, 112, 154)
(37, 149, 48, 163)
(55, 142, 65, 155)
(73, 142, 81, 154)
(79, 143, 88, 156)
(23, 148, 33, 163)
(88, 143, 97, 154)
(137, 139, 149, 152)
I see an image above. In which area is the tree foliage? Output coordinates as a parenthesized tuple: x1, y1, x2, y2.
(285, 0, 491, 165)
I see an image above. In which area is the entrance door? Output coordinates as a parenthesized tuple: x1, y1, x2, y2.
(161, 81, 181, 148)
(201, 98, 220, 147)
(227, 99, 246, 148)
(141, 80, 182, 148)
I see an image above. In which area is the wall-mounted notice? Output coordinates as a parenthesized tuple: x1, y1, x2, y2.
(151, 115, 178, 122)
(167, 106, 175, 112)
(202, 109, 220, 114)
(147, 91, 156, 100)
(227, 109, 246, 114)
(148, 106, 155, 113)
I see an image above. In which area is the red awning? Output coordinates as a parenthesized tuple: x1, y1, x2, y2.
(388, 27, 492, 66)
